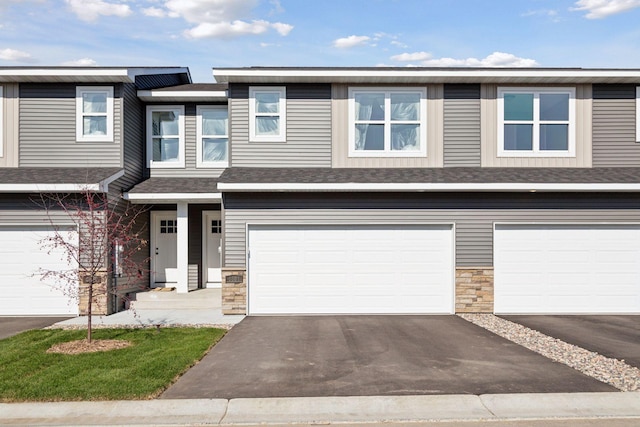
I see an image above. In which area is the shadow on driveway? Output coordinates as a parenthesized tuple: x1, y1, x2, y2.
(502, 315, 640, 368)
(0, 317, 72, 340)
(162, 315, 615, 399)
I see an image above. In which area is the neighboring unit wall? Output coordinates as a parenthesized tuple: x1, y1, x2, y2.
(480, 84, 592, 167)
(229, 84, 332, 167)
(19, 83, 122, 167)
(0, 84, 19, 167)
(443, 84, 481, 167)
(592, 84, 640, 166)
(331, 84, 444, 168)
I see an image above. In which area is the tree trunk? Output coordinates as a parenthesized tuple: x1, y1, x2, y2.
(87, 279, 93, 343)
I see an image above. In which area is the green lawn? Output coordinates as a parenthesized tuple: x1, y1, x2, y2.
(0, 327, 226, 402)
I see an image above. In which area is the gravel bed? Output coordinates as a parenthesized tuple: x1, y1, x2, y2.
(459, 313, 640, 392)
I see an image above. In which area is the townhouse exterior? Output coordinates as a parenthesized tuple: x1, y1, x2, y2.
(1, 66, 640, 317)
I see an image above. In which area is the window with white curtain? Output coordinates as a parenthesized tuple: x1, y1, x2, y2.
(197, 105, 228, 167)
(249, 86, 286, 142)
(146, 105, 185, 168)
(348, 87, 427, 157)
(76, 86, 113, 142)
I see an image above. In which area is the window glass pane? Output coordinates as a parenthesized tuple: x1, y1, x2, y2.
(540, 124, 568, 150)
(83, 116, 107, 136)
(152, 111, 178, 136)
(202, 110, 228, 135)
(391, 124, 419, 150)
(255, 116, 280, 135)
(202, 138, 228, 162)
(504, 124, 533, 150)
(504, 93, 533, 121)
(83, 92, 106, 113)
(391, 93, 419, 121)
(255, 92, 280, 113)
(540, 93, 569, 121)
(152, 138, 179, 161)
(354, 124, 384, 150)
(355, 93, 385, 121)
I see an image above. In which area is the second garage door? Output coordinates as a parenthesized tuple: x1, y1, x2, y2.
(495, 224, 640, 314)
(247, 224, 454, 315)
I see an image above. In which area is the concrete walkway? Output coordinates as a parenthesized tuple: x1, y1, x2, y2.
(1, 392, 639, 425)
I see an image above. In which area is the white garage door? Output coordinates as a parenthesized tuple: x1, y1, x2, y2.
(495, 224, 640, 314)
(0, 226, 78, 316)
(248, 224, 454, 315)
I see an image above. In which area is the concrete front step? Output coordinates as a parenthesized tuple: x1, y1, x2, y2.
(129, 288, 222, 310)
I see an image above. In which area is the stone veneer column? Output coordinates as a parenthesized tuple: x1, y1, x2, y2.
(78, 270, 110, 315)
(455, 267, 494, 313)
(221, 268, 247, 314)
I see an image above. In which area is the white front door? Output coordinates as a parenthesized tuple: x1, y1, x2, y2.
(203, 211, 222, 288)
(152, 212, 178, 286)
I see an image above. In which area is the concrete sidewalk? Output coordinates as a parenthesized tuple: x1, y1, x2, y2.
(0, 392, 639, 426)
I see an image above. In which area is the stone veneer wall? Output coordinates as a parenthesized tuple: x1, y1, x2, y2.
(221, 268, 247, 314)
(455, 267, 494, 313)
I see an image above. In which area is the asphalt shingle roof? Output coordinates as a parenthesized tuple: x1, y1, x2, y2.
(0, 167, 123, 185)
(127, 177, 219, 194)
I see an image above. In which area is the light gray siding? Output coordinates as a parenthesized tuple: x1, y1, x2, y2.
(19, 84, 122, 167)
(223, 193, 640, 268)
(443, 84, 481, 167)
(229, 84, 332, 167)
(592, 84, 639, 166)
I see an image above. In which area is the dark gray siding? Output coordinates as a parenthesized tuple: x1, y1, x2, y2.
(135, 74, 189, 90)
(223, 193, 640, 268)
(111, 83, 143, 193)
(19, 83, 122, 167)
(592, 84, 639, 166)
(443, 84, 481, 167)
(229, 84, 332, 167)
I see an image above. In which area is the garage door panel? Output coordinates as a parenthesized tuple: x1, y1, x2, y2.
(495, 224, 640, 314)
(248, 224, 454, 315)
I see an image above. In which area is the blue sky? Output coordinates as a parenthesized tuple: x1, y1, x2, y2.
(1, 0, 640, 82)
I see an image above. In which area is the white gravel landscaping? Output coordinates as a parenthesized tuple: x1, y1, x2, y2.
(458, 313, 640, 392)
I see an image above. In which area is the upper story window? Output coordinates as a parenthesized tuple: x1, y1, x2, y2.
(249, 86, 286, 142)
(636, 86, 639, 143)
(498, 87, 575, 157)
(146, 105, 185, 168)
(197, 106, 228, 168)
(76, 86, 114, 142)
(0, 86, 3, 156)
(348, 87, 427, 157)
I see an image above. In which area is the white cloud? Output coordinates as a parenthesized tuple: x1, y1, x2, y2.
(147, 0, 293, 39)
(390, 51, 539, 68)
(0, 47, 34, 62)
(390, 40, 408, 49)
(62, 58, 97, 66)
(333, 35, 371, 49)
(572, 0, 640, 18)
(65, 0, 132, 22)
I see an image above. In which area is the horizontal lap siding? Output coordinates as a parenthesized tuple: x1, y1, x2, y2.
(19, 84, 121, 167)
(223, 193, 640, 268)
(230, 84, 332, 167)
(444, 84, 481, 167)
(592, 85, 639, 166)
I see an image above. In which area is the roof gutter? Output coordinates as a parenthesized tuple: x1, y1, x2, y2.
(123, 192, 222, 204)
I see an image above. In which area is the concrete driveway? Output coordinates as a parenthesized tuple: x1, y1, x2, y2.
(501, 315, 640, 368)
(162, 315, 615, 399)
(0, 317, 71, 340)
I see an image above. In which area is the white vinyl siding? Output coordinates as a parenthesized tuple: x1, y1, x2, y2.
(247, 224, 454, 315)
(146, 105, 185, 168)
(76, 86, 114, 142)
(249, 86, 286, 142)
(196, 105, 228, 168)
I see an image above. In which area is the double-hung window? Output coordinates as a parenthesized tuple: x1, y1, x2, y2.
(249, 86, 286, 142)
(197, 106, 228, 167)
(0, 86, 3, 156)
(348, 87, 427, 157)
(76, 86, 114, 142)
(147, 105, 185, 168)
(498, 87, 575, 157)
(636, 87, 639, 143)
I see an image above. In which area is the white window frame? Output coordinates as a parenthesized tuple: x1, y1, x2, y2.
(636, 86, 639, 143)
(249, 86, 286, 142)
(348, 87, 427, 158)
(196, 105, 229, 168)
(497, 87, 576, 158)
(0, 86, 3, 157)
(146, 105, 185, 168)
(76, 86, 114, 142)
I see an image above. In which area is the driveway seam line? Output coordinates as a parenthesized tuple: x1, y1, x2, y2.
(219, 399, 230, 424)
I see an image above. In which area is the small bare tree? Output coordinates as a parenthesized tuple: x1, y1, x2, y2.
(37, 190, 149, 342)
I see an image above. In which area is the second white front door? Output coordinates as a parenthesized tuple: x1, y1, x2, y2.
(153, 212, 178, 285)
(203, 211, 222, 288)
